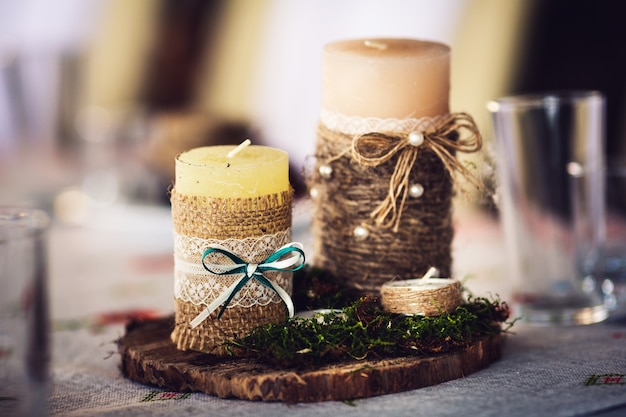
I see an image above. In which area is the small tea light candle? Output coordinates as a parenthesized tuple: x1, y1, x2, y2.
(380, 268, 463, 316)
(322, 38, 450, 119)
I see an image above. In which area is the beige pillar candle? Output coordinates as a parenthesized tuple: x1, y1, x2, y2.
(322, 38, 450, 119)
(312, 38, 464, 294)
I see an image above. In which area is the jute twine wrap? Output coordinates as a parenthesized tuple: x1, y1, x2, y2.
(170, 188, 293, 355)
(380, 278, 463, 316)
(309, 112, 482, 294)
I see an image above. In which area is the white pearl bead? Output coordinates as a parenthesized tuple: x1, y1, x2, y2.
(353, 225, 369, 241)
(309, 187, 319, 199)
(408, 131, 424, 147)
(319, 164, 333, 179)
(409, 183, 424, 198)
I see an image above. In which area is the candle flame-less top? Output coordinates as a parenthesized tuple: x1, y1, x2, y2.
(322, 38, 450, 119)
(175, 145, 290, 198)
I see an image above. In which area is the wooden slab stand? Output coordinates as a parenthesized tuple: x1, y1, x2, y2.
(118, 316, 503, 403)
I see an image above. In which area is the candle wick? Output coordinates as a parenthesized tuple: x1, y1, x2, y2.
(364, 40, 388, 50)
(421, 267, 439, 280)
(227, 139, 252, 158)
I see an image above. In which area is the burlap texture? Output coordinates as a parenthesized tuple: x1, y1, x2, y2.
(171, 190, 292, 239)
(170, 189, 292, 354)
(170, 299, 286, 355)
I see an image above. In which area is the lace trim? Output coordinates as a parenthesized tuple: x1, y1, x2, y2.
(319, 107, 447, 135)
(174, 229, 292, 309)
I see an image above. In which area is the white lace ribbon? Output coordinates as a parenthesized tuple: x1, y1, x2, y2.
(174, 229, 293, 312)
(319, 107, 446, 136)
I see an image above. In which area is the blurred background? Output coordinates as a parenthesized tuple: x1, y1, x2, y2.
(0, 0, 624, 222)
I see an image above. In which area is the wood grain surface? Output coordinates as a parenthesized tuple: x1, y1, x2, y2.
(118, 316, 503, 403)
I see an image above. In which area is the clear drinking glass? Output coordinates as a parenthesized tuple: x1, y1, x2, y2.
(0, 207, 50, 416)
(602, 159, 626, 318)
(488, 91, 608, 325)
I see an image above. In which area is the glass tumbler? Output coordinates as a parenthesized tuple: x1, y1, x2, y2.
(601, 160, 626, 318)
(488, 91, 608, 325)
(0, 207, 50, 416)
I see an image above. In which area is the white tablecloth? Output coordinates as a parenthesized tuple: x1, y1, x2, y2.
(46, 203, 626, 417)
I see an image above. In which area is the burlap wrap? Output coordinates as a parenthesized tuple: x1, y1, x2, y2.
(309, 113, 482, 294)
(170, 189, 293, 355)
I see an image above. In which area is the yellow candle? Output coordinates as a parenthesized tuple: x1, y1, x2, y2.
(322, 38, 450, 119)
(171, 142, 294, 354)
(175, 145, 290, 198)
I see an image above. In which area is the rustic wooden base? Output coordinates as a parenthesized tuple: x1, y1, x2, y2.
(118, 316, 503, 403)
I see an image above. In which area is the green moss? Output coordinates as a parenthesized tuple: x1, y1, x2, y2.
(227, 290, 512, 368)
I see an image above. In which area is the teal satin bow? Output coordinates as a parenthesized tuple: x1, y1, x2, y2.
(188, 242, 305, 328)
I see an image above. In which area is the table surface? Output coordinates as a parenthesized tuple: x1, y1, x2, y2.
(47, 201, 626, 417)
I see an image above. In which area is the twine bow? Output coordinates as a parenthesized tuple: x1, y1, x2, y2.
(350, 112, 483, 232)
(188, 242, 305, 329)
